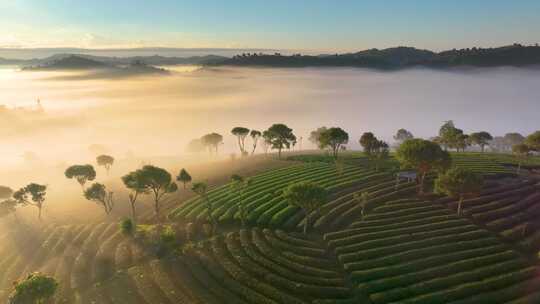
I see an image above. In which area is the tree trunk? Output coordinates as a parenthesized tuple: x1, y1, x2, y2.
(278, 148, 282, 159)
(154, 199, 161, 223)
(131, 202, 137, 224)
(418, 172, 426, 195)
(517, 161, 521, 174)
(457, 196, 464, 216)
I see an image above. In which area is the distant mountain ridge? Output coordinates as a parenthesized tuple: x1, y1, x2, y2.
(217, 44, 540, 69)
(3, 43, 540, 70)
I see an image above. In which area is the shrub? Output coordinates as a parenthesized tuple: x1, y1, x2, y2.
(120, 218, 134, 235)
(9, 272, 58, 304)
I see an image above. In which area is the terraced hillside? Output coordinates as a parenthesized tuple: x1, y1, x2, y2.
(2, 152, 540, 303)
(325, 198, 540, 304)
(437, 178, 540, 253)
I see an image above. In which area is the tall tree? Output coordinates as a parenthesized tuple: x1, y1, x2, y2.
(265, 124, 295, 159)
(469, 132, 493, 152)
(308, 127, 328, 149)
(319, 127, 349, 159)
(525, 130, 540, 152)
(230, 174, 252, 227)
(395, 139, 451, 195)
(138, 165, 178, 222)
(283, 181, 327, 234)
(192, 181, 217, 235)
(435, 167, 484, 215)
(504, 132, 525, 148)
(250, 130, 262, 155)
(65, 165, 96, 189)
(0, 199, 20, 221)
(8, 272, 58, 304)
(201, 133, 223, 154)
(512, 143, 530, 174)
(13, 183, 47, 220)
(393, 128, 414, 144)
(176, 168, 192, 189)
(121, 170, 148, 222)
(359, 132, 378, 155)
(438, 120, 461, 150)
(231, 127, 250, 155)
(96, 155, 115, 174)
(0, 185, 13, 200)
(84, 183, 114, 215)
(261, 130, 273, 155)
(372, 140, 390, 171)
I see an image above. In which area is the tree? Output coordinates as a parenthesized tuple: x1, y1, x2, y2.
(319, 127, 349, 159)
(250, 130, 262, 155)
(359, 132, 378, 155)
(0, 185, 13, 200)
(13, 183, 47, 220)
(469, 132, 493, 152)
(121, 170, 148, 222)
(372, 140, 390, 171)
(438, 120, 459, 150)
(96, 155, 114, 174)
(8, 272, 58, 304)
(84, 183, 114, 215)
(192, 181, 217, 235)
(201, 133, 223, 154)
(231, 127, 250, 155)
(0, 199, 19, 221)
(453, 133, 470, 152)
(283, 181, 327, 234)
(261, 130, 273, 155)
(435, 167, 484, 216)
(186, 138, 205, 153)
(525, 131, 540, 152)
(512, 143, 530, 174)
(396, 139, 451, 195)
(504, 132, 525, 148)
(230, 174, 252, 227)
(353, 192, 370, 217)
(176, 168, 192, 189)
(393, 128, 414, 144)
(138, 165, 178, 222)
(64, 165, 96, 189)
(265, 124, 295, 159)
(308, 127, 328, 149)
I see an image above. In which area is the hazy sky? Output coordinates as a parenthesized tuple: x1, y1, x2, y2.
(1, 0, 539, 51)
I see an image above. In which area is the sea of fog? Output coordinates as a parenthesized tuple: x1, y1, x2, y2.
(1, 65, 539, 171)
(1, 64, 539, 222)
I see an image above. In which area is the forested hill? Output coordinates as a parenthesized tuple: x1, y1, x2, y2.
(213, 44, 540, 69)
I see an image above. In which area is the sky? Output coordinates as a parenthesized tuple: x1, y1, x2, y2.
(1, 0, 539, 52)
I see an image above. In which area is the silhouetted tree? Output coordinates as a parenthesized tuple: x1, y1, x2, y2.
(319, 127, 349, 159)
(192, 181, 217, 235)
(372, 140, 390, 171)
(396, 139, 451, 195)
(470, 132, 493, 152)
(84, 183, 114, 215)
(96, 155, 114, 174)
(201, 133, 223, 154)
(0, 185, 13, 200)
(250, 130, 262, 155)
(359, 132, 378, 155)
(283, 181, 327, 234)
(13, 183, 47, 220)
(65, 165, 96, 189)
(262, 130, 273, 155)
(122, 170, 148, 222)
(231, 127, 250, 155)
(265, 124, 295, 159)
(0, 199, 19, 221)
(394, 128, 414, 144)
(435, 167, 483, 215)
(176, 168, 192, 189)
(138, 165, 178, 222)
(309, 127, 328, 149)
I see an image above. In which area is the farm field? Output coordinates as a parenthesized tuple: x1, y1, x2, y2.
(1, 152, 540, 303)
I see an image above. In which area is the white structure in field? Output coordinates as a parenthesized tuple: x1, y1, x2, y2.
(395, 171, 417, 189)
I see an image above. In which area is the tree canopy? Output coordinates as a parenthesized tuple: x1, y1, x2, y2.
(319, 127, 349, 158)
(394, 128, 414, 143)
(65, 164, 96, 188)
(250, 130, 262, 155)
(283, 181, 327, 234)
(231, 127, 250, 154)
(396, 139, 451, 194)
(8, 272, 58, 304)
(138, 165, 177, 221)
(84, 183, 114, 215)
(13, 183, 47, 220)
(265, 124, 295, 159)
(201, 133, 224, 154)
(96, 155, 114, 173)
(308, 127, 328, 149)
(469, 132, 493, 152)
(0, 185, 13, 200)
(525, 130, 540, 151)
(359, 132, 378, 154)
(512, 143, 531, 174)
(435, 167, 483, 215)
(121, 170, 148, 222)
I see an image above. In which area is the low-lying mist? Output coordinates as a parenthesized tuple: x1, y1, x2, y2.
(1, 64, 539, 221)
